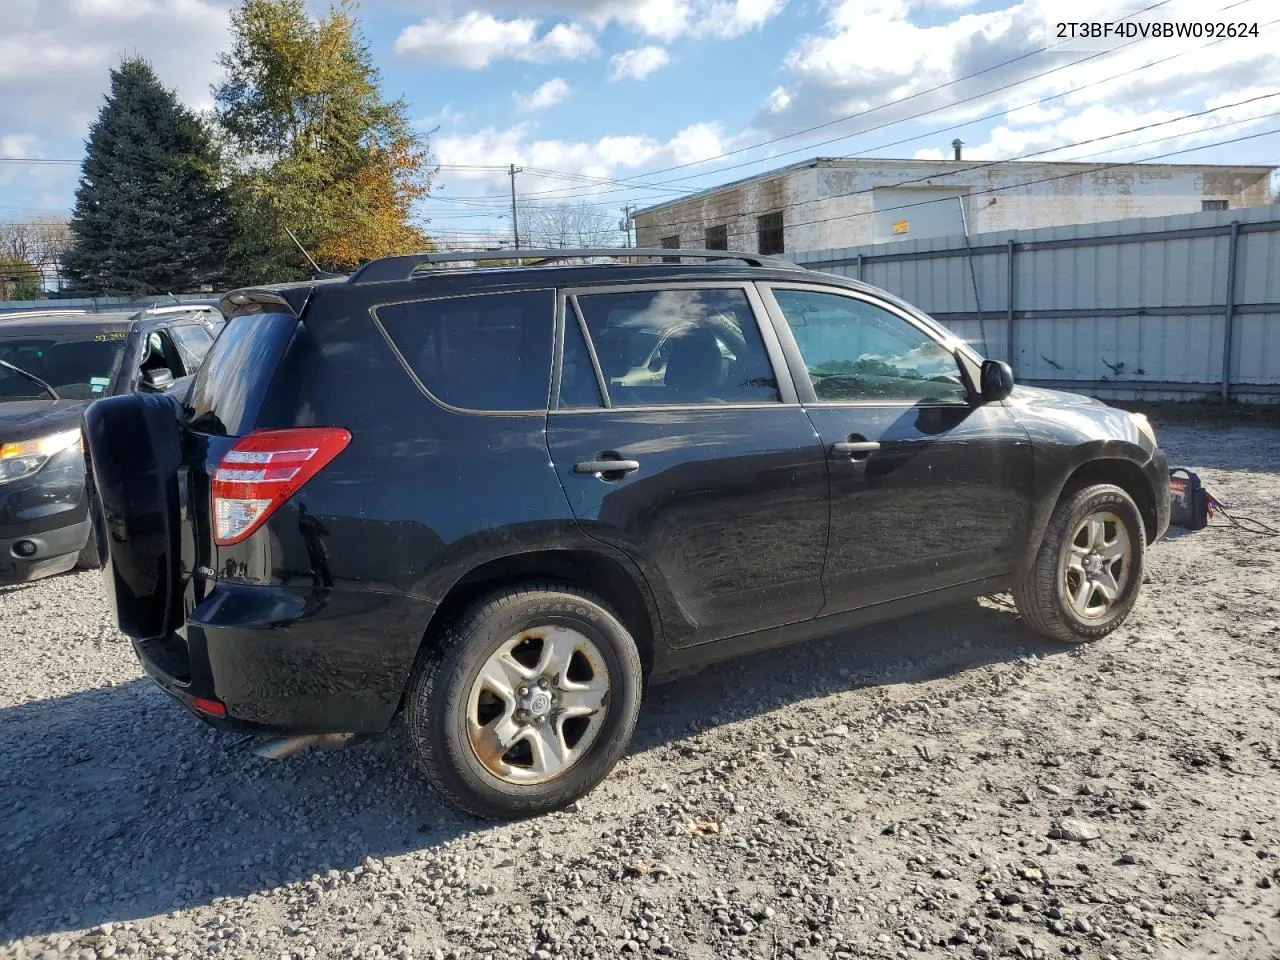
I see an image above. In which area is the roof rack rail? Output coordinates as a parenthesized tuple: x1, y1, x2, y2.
(348, 247, 801, 284)
(137, 301, 222, 316)
(0, 309, 90, 321)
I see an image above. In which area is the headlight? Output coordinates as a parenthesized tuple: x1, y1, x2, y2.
(1129, 412, 1157, 446)
(0, 428, 81, 484)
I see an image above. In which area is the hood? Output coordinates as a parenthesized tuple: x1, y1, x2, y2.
(1007, 384, 1107, 409)
(0, 398, 89, 444)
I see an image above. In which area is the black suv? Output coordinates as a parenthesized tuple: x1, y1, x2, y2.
(0, 302, 223, 583)
(84, 250, 1169, 818)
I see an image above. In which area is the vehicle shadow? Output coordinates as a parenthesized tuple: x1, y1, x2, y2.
(0, 597, 1061, 943)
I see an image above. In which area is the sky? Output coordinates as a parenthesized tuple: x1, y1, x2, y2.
(2, 0, 1279, 248)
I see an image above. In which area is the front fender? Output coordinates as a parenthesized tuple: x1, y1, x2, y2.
(1017, 439, 1162, 578)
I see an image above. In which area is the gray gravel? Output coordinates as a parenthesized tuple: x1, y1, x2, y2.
(3, 423, 1279, 960)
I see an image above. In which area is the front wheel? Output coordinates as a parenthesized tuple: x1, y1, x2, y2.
(1013, 483, 1147, 643)
(405, 583, 643, 819)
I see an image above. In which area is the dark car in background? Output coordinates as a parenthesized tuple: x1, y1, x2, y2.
(0, 302, 223, 583)
(83, 249, 1169, 819)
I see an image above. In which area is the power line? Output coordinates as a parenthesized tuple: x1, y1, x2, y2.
(644, 124, 1280, 244)
(585, 0, 1177, 187)
(626, 93, 1280, 235)
(0, 157, 513, 170)
(431, 0, 1251, 208)
(465, 0, 1201, 206)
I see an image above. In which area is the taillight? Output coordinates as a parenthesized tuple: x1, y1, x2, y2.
(211, 427, 351, 545)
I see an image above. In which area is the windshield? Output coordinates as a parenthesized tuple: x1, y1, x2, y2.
(0, 333, 127, 401)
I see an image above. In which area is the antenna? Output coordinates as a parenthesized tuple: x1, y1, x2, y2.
(284, 226, 323, 275)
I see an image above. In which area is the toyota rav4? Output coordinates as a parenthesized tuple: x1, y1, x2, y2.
(83, 249, 1169, 819)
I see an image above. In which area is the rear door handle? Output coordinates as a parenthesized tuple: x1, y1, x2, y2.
(830, 440, 880, 459)
(574, 459, 640, 476)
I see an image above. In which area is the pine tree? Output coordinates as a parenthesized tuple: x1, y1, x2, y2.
(64, 58, 235, 296)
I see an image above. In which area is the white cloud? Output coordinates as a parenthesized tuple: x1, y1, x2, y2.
(0, 0, 230, 137)
(754, 0, 1280, 166)
(539, 22, 600, 59)
(609, 46, 671, 81)
(409, 0, 784, 41)
(432, 120, 733, 199)
(764, 86, 792, 114)
(948, 89, 1280, 164)
(0, 134, 43, 159)
(395, 13, 598, 68)
(514, 77, 571, 111)
(696, 0, 785, 38)
(615, 0, 694, 40)
(668, 122, 726, 164)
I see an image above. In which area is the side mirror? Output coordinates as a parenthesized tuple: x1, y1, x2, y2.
(139, 367, 175, 392)
(648, 355, 664, 373)
(980, 359, 1015, 402)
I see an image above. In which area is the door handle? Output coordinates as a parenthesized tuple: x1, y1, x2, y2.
(830, 440, 880, 460)
(574, 458, 640, 477)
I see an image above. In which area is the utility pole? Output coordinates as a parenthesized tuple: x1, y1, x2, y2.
(619, 205, 635, 247)
(509, 163, 523, 250)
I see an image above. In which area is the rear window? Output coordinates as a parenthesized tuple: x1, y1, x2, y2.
(0, 331, 126, 400)
(375, 290, 555, 412)
(187, 312, 298, 435)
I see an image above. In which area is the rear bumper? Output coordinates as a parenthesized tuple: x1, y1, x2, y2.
(134, 579, 436, 735)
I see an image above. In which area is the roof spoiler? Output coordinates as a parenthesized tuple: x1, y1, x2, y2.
(219, 286, 315, 320)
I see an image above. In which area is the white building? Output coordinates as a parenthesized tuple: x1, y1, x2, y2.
(633, 156, 1276, 256)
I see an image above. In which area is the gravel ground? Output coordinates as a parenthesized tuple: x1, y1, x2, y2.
(2, 424, 1278, 960)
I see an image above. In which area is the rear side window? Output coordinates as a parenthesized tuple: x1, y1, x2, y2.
(187, 312, 298, 435)
(376, 290, 555, 412)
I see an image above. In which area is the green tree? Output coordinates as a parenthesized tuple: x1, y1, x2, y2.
(63, 58, 235, 296)
(216, 0, 434, 280)
(0, 255, 42, 301)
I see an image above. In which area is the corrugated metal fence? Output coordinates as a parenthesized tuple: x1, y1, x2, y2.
(0, 293, 214, 317)
(790, 204, 1280, 403)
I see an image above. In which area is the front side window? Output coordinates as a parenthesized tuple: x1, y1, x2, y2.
(140, 329, 185, 380)
(376, 289, 555, 411)
(771, 289, 968, 404)
(574, 287, 779, 406)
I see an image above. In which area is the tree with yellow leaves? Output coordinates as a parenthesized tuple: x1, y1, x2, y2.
(215, 0, 433, 280)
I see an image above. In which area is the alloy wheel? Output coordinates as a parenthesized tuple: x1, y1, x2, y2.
(466, 625, 610, 785)
(1061, 509, 1131, 620)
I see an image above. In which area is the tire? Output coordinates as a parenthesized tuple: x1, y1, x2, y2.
(1013, 483, 1147, 644)
(76, 472, 103, 571)
(406, 583, 643, 819)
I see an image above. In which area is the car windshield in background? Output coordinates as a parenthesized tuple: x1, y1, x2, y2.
(0, 331, 127, 401)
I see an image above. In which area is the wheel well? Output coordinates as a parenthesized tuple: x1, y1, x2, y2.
(423, 550, 658, 675)
(1062, 458, 1159, 542)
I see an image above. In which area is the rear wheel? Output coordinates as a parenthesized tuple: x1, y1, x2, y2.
(1013, 483, 1146, 643)
(406, 583, 643, 819)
